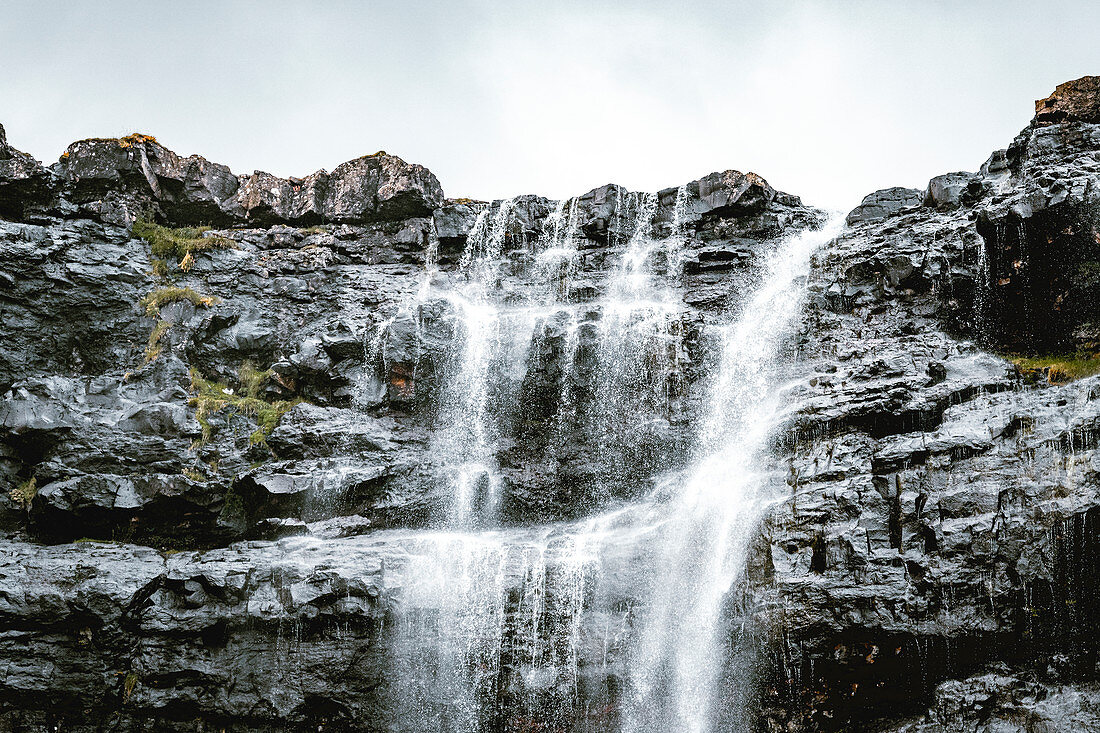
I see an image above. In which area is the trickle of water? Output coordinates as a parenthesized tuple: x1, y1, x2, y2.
(591, 188, 690, 481)
(386, 528, 603, 733)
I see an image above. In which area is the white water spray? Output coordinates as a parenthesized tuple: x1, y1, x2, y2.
(625, 217, 841, 733)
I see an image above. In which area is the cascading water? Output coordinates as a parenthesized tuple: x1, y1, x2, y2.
(365, 181, 837, 733)
(623, 217, 842, 732)
(590, 187, 691, 486)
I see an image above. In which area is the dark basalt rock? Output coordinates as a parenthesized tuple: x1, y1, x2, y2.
(48, 133, 443, 228)
(845, 186, 924, 225)
(3, 76, 1100, 732)
(0, 123, 52, 220)
(740, 75, 1100, 732)
(923, 171, 981, 209)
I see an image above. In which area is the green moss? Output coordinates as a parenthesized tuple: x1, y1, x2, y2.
(132, 217, 233, 271)
(143, 320, 172, 364)
(238, 360, 273, 399)
(1011, 353, 1100, 383)
(181, 468, 207, 482)
(9, 477, 36, 509)
(300, 225, 329, 235)
(150, 258, 169, 279)
(122, 671, 139, 702)
(188, 363, 302, 448)
(221, 484, 245, 518)
(139, 286, 219, 317)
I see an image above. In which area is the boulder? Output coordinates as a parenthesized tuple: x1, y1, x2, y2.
(324, 152, 443, 222)
(666, 170, 779, 222)
(1034, 75, 1100, 125)
(924, 171, 981, 208)
(0, 123, 52, 219)
(846, 186, 923, 225)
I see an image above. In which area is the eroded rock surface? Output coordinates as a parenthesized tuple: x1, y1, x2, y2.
(3, 77, 1100, 732)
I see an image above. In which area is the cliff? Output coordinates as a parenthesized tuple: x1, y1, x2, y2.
(1, 78, 1099, 732)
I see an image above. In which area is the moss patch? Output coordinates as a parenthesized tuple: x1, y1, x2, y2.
(1011, 354, 1100, 384)
(189, 363, 302, 448)
(133, 217, 233, 271)
(139, 286, 218, 317)
(143, 320, 172, 364)
(9, 477, 36, 509)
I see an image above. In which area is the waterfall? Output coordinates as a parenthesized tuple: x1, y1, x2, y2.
(623, 217, 842, 732)
(371, 182, 837, 733)
(592, 188, 689, 485)
(437, 199, 519, 528)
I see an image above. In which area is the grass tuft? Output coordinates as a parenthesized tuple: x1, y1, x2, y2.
(144, 320, 172, 364)
(1011, 354, 1100, 384)
(122, 671, 139, 701)
(9, 477, 37, 509)
(188, 364, 302, 448)
(181, 468, 207, 482)
(132, 217, 233, 271)
(139, 286, 219, 317)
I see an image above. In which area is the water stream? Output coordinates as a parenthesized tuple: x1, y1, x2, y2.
(365, 192, 838, 732)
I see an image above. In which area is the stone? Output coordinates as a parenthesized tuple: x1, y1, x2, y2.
(845, 186, 923, 225)
(2, 76, 1100, 731)
(1034, 75, 1100, 125)
(924, 171, 980, 208)
(0, 123, 52, 219)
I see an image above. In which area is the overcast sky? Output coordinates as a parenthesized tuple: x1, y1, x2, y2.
(3, 1, 1099, 210)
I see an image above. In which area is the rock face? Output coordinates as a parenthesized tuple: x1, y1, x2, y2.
(3, 76, 1100, 732)
(0, 123, 51, 220)
(1034, 75, 1100, 124)
(845, 186, 923, 225)
(737, 75, 1100, 731)
(48, 134, 443, 228)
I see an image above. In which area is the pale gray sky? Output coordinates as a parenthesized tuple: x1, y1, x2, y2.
(3, 1, 1098, 210)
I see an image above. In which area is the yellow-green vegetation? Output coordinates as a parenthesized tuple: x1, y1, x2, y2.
(139, 286, 219, 317)
(150, 258, 169, 279)
(181, 468, 207, 482)
(300, 225, 329, 235)
(189, 362, 303, 448)
(122, 671, 140, 702)
(117, 133, 157, 148)
(9, 477, 36, 509)
(144, 320, 172, 364)
(1011, 354, 1100, 384)
(132, 217, 232, 271)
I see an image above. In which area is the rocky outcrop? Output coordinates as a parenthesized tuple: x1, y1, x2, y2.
(736, 75, 1100, 731)
(0, 123, 51, 220)
(1034, 75, 1100, 125)
(47, 133, 443, 228)
(845, 187, 923, 225)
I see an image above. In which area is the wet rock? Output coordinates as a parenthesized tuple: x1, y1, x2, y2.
(845, 186, 924, 225)
(4, 77, 1100, 732)
(924, 171, 981, 208)
(0, 123, 52, 220)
